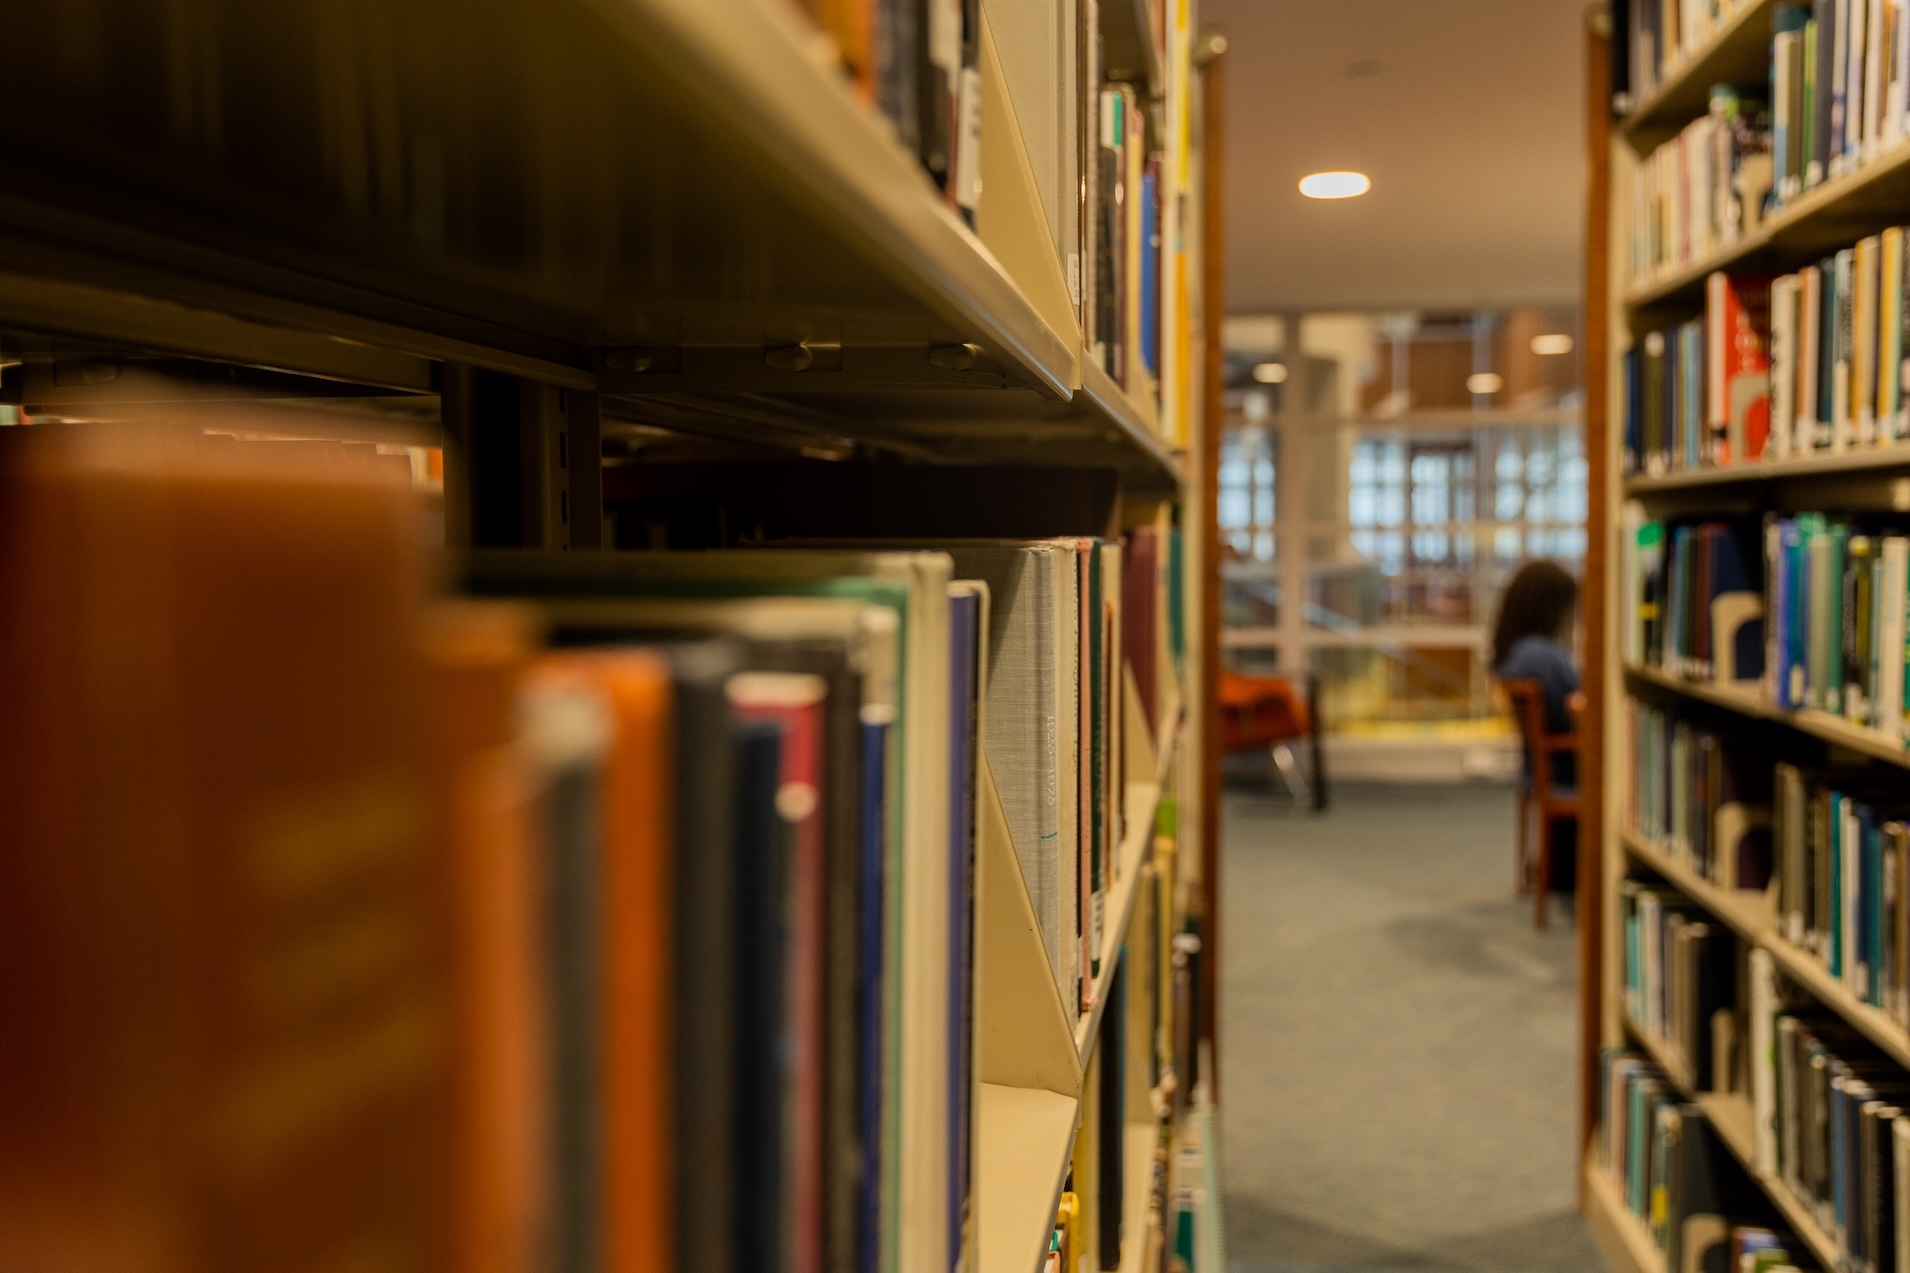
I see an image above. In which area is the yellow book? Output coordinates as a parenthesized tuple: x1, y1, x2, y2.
(1883, 227, 1904, 441)
(1057, 1191, 1083, 1273)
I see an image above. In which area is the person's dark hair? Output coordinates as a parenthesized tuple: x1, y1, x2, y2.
(1491, 560, 1579, 671)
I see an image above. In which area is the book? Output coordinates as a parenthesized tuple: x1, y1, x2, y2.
(424, 602, 550, 1273)
(0, 428, 461, 1270)
(521, 667, 613, 1273)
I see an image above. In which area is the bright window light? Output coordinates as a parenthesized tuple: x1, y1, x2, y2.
(1298, 171, 1371, 200)
(1467, 372, 1504, 395)
(1530, 333, 1575, 356)
(1251, 361, 1289, 384)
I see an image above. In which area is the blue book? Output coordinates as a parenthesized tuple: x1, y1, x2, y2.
(945, 590, 980, 1273)
(856, 716, 889, 1273)
(1788, 516, 1813, 707)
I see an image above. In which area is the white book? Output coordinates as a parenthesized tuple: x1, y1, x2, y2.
(1881, 537, 1909, 740)
(1773, 274, 1800, 457)
(1802, 265, 1824, 452)
(1893, 0, 1910, 146)
(941, 543, 1079, 1005)
(1750, 948, 1777, 1175)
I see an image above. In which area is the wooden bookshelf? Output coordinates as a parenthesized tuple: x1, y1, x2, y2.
(1622, 831, 1910, 1068)
(1584, 1157, 1666, 1273)
(0, 2, 1225, 1271)
(1587, 7, 1910, 1262)
(1621, 1017, 1841, 1269)
(1623, 663, 1910, 768)
(1622, 444, 1910, 493)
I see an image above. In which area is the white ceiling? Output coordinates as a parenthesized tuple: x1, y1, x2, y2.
(1202, 0, 1592, 314)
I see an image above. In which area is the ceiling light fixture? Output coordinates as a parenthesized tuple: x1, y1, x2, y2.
(1251, 361, 1289, 384)
(1530, 334, 1575, 356)
(1467, 372, 1504, 395)
(1299, 171, 1371, 200)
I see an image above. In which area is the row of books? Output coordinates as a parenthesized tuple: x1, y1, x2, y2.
(1769, 1, 1910, 207)
(1623, 882, 1737, 1093)
(1763, 517, 1910, 728)
(1769, 232, 1910, 456)
(1597, 1048, 1810, 1271)
(1772, 762, 1910, 1024)
(1623, 698, 1776, 891)
(791, 0, 983, 225)
(1625, 273, 1774, 473)
(1094, 83, 1162, 404)
(1620, 513, 1765, 680)
(1749, 949, 1910, 1273)
(1626, 246, 1910, 480)
(0, 428, 1189, 1273)
(1621, 506, 1910, 742)
(1628, 87, 1772, 285)
(1623, 0, 1910, 281)
(1620, 0, 1762, 108)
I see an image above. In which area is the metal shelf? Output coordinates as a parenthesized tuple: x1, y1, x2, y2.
(0, 0, 1181, 486)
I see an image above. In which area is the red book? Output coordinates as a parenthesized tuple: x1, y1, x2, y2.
(1706, 272, 1774, 464)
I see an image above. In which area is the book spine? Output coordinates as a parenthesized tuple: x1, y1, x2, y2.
(1883, 228, 1905, 441)
(1884, 538, 1909, 740)
(1815, 0, 1835, 186)
(1774, 274, 1799, 456)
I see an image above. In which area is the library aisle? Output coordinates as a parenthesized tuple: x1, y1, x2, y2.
(1222, 785, 1602, 1273)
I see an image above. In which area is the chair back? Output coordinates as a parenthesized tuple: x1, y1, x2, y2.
(1501, 678, 1552, 800)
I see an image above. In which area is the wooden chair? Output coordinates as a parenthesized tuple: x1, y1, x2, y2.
(1503, 678, 1580, 930)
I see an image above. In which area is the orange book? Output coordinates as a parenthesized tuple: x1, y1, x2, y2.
(535, 649, 676, 1273)
(424, 602, 548, 1273)
(0, 427, 454, 1271)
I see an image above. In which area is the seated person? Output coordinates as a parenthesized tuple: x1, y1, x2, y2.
(1490, 559, 1580, 890)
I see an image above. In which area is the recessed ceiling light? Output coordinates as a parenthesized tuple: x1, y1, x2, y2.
(1251, 361, 1289, 384)
(1467, 372, 1504, 395)
(1530, 334, 1575, 356)
(1299, 171, 1371, 200)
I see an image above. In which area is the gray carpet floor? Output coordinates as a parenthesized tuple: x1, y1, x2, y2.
(1219, 782, 1607, 1273)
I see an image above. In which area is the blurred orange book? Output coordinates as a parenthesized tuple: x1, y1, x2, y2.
(0, 428, 470, 1272)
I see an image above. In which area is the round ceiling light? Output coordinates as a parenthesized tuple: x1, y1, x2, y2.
(1467, 372, 1504, 395)
(1299, 171, 1371, 199)
(1251, 361, 1289, 384)
(1530, 333, 1575, 356)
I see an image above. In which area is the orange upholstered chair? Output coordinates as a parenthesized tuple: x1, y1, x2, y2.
(1219, 669, 1326, 810)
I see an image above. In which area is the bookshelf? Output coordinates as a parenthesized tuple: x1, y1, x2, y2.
(1589, 2, 1910, 1266)
(0, 3, 1224, 1273)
